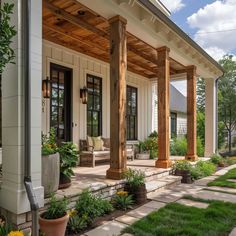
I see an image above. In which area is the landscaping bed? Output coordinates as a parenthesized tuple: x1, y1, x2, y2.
(122, 198, 236, 236)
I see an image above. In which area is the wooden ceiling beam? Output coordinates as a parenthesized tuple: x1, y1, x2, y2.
(43, 23, 108, 52)
(44, 0, 158, 66)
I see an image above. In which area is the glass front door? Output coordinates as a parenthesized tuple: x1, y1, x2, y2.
(50, 63, 72, 144)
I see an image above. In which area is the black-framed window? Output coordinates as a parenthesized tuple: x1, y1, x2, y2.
(87, 74, 102, 137)
(171, 112, 177, 138)
(127, 86, 138, 140)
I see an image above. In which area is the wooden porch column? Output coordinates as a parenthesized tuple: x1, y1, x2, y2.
(186, 65, 198, 161)
(106, 15, 127, 180)
(155, 47, 172, 168)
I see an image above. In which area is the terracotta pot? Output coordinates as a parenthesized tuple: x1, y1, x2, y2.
(124, 183, 147, 204)
(59, 173, 72, 189)
(39, 213, 69, 236)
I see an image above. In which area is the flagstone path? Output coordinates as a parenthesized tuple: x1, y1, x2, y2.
(83, 164, 236, 236)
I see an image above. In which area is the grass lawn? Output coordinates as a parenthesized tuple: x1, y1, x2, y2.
(122, 200, 236, 236)
(208, 168, 236, 188)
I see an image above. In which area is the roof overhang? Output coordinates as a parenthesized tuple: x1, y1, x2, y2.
(76, 0, 223, 79)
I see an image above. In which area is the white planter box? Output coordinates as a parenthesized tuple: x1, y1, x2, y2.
(136, 153, 150, 160)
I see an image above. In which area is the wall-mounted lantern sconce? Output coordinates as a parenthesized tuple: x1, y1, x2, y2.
(80, 86, 88, 104)
(42, 76, 51, 99)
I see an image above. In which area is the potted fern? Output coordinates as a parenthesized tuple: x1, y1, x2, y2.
(42, 128, 59, 196)
(58, 142, 79, 189)
(39, 195, 69, 236)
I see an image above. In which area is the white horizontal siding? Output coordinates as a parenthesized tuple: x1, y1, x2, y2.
(42, 40, 152, 145)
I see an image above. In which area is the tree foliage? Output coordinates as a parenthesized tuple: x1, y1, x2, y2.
(197, 78, 205, 112)
(0, 3, 16, 74)
(218, 55, 236, 153)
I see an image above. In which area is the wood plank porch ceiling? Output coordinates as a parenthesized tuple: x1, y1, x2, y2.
(43, 0, 186, 78)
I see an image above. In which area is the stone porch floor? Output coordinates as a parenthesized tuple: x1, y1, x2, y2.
(48, 157, 209, 202)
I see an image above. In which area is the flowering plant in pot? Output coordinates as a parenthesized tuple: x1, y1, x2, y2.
(123, 169, 147, 204)
(58, 142, 79, 189)
(42, 128, 60, 197)
(39, 194, 69, 236)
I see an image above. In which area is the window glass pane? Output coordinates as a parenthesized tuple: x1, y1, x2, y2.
(59, 90, 64, 106)
(52, 70, 58, 80)
(52, 88, 58, 98)
(126, 86, 137, 140)
(86, 74, 102, 137)
(94, 95, 101, 110)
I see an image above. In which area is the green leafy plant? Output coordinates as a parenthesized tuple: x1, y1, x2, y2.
(113, 191, 134, 211)
(59, 142, 78, 178)
(210, 154, 223, 165)
(148, 131, 158, 138)
(173, 160, 192, 171)
(42, 128, 58, 156)
(0, 3, 16, 74)
(67, 213, 88, 234)
(123, 168, 145, 188)
(170, 136, 205, 157)
(191, 161, 216, 180)
(75, 190, 113, 224)
(42, 194, 68, 220)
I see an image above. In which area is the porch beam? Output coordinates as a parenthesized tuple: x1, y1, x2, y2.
(186, 65, 198, 161)
(43, 0, 160, 68)
(106, 15, 127, 180)
(155, 46, 172, 168)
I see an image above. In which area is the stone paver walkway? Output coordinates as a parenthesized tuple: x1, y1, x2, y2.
(84, 165, 236, 236)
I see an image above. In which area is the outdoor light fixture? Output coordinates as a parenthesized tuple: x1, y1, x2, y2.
(80, 86, 88, 104)
(42, 76, 51, 99)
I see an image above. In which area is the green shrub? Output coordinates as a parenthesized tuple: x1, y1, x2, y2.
(197, 137, 205, 157)
(170, 137, 187, 156)
(148, 131, 158, 138)
(170, 137, 205, 157)
(210, 154, 223, 165)
(123, 169, 145, 188)
(75, 190, 113, 224)
(113, 191, 134, 211)
(191, 161, 216, 180)
(43, 194, 68, 219)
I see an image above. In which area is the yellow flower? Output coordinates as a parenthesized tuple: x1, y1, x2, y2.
(8, 231, 24, 236)
(68, 209, 77, 217)
(117, 191, 128, 197)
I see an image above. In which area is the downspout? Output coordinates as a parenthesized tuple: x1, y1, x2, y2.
(23, 1, 39, 236)
(215, 78, 219, 154)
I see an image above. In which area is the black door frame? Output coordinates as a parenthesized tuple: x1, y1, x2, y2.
(50, 63, 73, 143)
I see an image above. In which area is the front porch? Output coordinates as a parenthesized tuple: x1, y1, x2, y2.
(50, 157, 209, 201)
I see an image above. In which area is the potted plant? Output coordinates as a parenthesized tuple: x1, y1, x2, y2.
(58, 142, 79, 189)
(173, 160, 193, 184)
(123, 169, 147, 204)
(42, 128, 60, 197)
(39, 194, 69, 236)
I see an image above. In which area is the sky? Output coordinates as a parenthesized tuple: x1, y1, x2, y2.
(161, 0, 236, 96)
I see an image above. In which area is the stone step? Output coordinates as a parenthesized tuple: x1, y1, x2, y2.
(146, 175, 182, 195)
(144, 169, 171, 182)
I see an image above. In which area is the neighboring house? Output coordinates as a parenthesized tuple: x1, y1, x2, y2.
(152, 83, 187, 138)
(0, 0, 223, 231)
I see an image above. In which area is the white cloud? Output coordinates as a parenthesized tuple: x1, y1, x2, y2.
(161, 0, 185, 13)
(187, 0, 236, 60)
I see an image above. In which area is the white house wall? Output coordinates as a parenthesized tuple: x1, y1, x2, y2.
(42, 40, 153, 145)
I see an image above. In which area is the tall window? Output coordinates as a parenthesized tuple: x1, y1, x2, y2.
(171, 112, 177, 138)
(87, 74, 102, 137)
(127, 86, 138, 140)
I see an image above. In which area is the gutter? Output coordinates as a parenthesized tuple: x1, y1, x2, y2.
(137, 0, 224, 73)
(23, 1, 39, 235)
